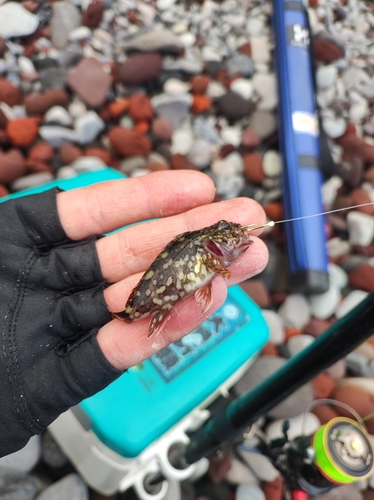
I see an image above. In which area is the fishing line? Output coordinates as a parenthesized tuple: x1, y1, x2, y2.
(245, 202, 374, 232)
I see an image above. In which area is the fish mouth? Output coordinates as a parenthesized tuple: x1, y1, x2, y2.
(206, 238, 252, 265)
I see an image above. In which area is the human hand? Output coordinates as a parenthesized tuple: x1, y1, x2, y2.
(0, 170, 268, 456)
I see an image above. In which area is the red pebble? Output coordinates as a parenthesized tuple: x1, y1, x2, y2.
(7, 118, 39, 147)
(264, 202, 284, 222)
(107, 98, 130, 118)
(241, 127, 260, 150)
(108, 127, 152, 157)
(238, 42, 252, 56)
(60, 143, 83, 165)
(312, 373, 336, 399)
(313, 38, 344, 63)
(243, 153, 265, 183)
(134, 121, 150, 134)
(25, 89, 69, 115)
(82, 0, 104, 28)
(128, 94, 153, 122)
(0, 149, 27, 184)
(0, 79, 23, 106)
(151, 118, 173, 142)
(191, 95, 211, 114)
(25, 159, 53, 174)
(171, 153, 198, 170)
(350, 188, 374, 215)
(333, 385, 374, 434)
(263, 477, 284, 500)
(0, 183, 9, 197)
(312, 404, 339, 425)
(348, 264, 374, 292)
(28, 142, 54, 162)
(190, 75, 211, 94)
(240, 279, 270, 308)
(85, 147, 112, 166)
(262, 343, 279, 356)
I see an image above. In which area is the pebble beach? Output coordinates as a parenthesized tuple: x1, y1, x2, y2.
(1, 0, 374, 499)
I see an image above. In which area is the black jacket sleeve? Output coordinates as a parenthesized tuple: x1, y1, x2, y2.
(0, 188, 123, 457)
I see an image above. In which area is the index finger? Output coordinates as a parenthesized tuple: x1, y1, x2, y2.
(56, 171, 216, 240)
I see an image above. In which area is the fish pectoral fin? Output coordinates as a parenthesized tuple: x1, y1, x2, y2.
(195, 284, 213, 314)
(148, 308, 172, 338)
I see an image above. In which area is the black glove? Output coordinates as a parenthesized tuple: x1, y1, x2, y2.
(0, 188, 123, 457)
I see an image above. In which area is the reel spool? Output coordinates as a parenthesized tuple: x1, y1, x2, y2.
(312, 417, 374, 485)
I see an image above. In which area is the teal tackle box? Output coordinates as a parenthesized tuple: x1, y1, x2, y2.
(4, 169, 269, 497)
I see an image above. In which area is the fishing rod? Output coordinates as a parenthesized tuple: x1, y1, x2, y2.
(184, 292, 374, 495)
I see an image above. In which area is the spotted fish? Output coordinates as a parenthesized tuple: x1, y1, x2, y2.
(113, 220, 255, 337)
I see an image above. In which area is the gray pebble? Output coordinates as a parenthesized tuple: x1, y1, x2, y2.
(225, 54, 255, 77)
(234, 356, 314, 419)
(0, 469, 39, 500)
(345, 352, 371, 377)
(36, 473, 88, 500)
(75, 111, 105, 144)
(51, 1, 82, 50)
(187, 139, 213, 169)
(10, 173, 54, 192)
(119, 156, 148, 174)
(312, 483, 362, 500)
(39, 126, 79, 148)
(0, 436, 41, 472)
(151, 94, 193, 128)
(122, 29, 184, 54)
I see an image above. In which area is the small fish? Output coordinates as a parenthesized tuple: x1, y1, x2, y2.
(113, 220, 256, 337)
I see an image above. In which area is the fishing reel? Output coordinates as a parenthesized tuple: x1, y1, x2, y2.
(267, 417, 374, 496)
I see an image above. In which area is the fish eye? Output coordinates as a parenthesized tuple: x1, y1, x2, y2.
(218, 220, 231, 231)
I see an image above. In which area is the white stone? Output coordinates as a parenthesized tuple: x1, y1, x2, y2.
(201, 45, 222, 62)
(335, 290, 368, 319)
(225, 151, 244, 174)
(328, 262, 348, 290)
(246, 17, 264, 36)
(211, 159, 238, 177)
(171, 128, 194, 155)
(57, 166, 78, 179)
(338, 378, 374, 397)
(68, 100, 87, 119)
(287, 334, 315, 357)
(179, 32, 196, 48)
(322, 115, 347, 138)
(39, 126, 79, 148)
(327, 237, 351, 259)
(252, 73, 277, 111)
(278, 293, 311, 330)
(262, 309, 285, 345)
(44, 106, 73, 127)
(239, 443, 279, 482)
(70, 156, 106, 173)
(206, 80, 226, 99)
(17, 56, 36, 75)
(347, 211, 374, 246)
(163, 78, 190, 95)
(266, 413, 320, 442)
(250, 36, 271, 64)
(68, 26, 92, 42)
(322, 175, 343, 207)
(220, 126, 242, 147)
(230, 78, 253, 100)
(130, 168, 151, 178)
(225, 457, 258, 485)
(349, 101, 369, 123)
(156, 0, 177, 10)
(236, 484, 265, 500)
(263, 150, 281, 177)
(309, 285, 341, 319)
(316, 65, 338, 90)
(0, 2, 39, 38)
(75, 111, 105, 144)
